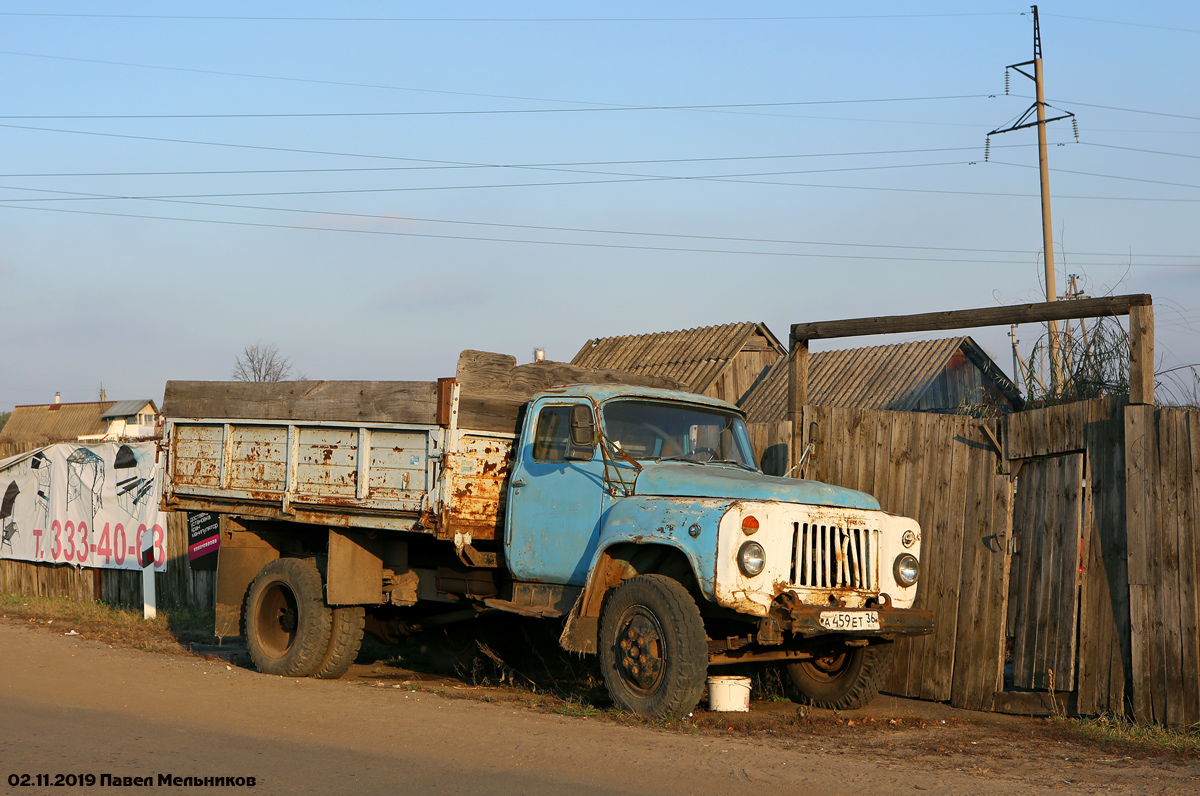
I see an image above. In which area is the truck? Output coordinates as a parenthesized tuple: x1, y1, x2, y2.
(161, 350, 933, 718)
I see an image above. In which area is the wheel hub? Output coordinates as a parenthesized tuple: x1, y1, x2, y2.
(616, 610, 665, 693)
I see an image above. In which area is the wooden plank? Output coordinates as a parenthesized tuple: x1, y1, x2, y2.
(1166, 408, 1195, 725)
(791, 294, 1151, 341)
(1159, 409, 1186, 726)
(1097, 395, 1130, 716)
(951, 422, 1013, 711)
(1010, 457, 1041, 687)
(788, 341, 808, 474)
(905, 412, 940, 698)
(457, 350, 686, 396)
(1076, 404, 1105, 714)
(1184, 410, 1200, 725)
(1054, 454, 1085, 691)
(1125, 404, 1155, 722)
(164, 380, 439, 424)
(1128, 305, 1155, 405)
(918, 415, 970, 702)
(456, 350, 691, 433)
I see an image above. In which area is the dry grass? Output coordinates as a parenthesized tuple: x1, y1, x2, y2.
(0, 593, 214, 654)
(1049, 714, 1200, 758)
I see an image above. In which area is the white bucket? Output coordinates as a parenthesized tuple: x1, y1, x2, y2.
(707, 675, 751, 712)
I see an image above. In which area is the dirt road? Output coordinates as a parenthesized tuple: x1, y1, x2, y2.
(1, 621, 1195, 795)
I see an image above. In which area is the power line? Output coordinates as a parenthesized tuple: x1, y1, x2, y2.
(991, 160, 1200, 191)
(1012, 93, 1200, 123)
(1043, 13, 1200, 35)
(0, 145, 1034, 179)
(0, 50, 997, 121)
(0, 95, 993, 120)
(3, 200, 1182, 267)
(0, 188, 1193, 267)
(1081, 142, 1200, 161)
(0, 162, 975, 201)
(0, 12, 1016, 22)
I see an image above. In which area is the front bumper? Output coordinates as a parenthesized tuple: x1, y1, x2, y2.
(780, 605, 935, 639)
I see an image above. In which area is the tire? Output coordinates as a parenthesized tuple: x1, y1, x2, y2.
(245, 558, 332, 677)
(785, 642, 894, 710)
(313, 606, 365, 680)
(599, 574, 708, 719)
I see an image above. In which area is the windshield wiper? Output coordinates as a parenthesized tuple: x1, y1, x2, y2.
(713, 459, 758, 472)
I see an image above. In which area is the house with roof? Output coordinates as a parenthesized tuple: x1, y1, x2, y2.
(740, 336, 1022, 422)
(0, 397, 158, 446)
(571, 322, 785, 407)
(571, 323, 1021, 423)
(82, 399, 159, 441)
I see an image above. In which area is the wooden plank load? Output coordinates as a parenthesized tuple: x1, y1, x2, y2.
(164, 350, 690, 435)
(455, 350, 688, 433)
(163, 380, 440, 425)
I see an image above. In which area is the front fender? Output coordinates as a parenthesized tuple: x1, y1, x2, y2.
(588, 496, 733, 602)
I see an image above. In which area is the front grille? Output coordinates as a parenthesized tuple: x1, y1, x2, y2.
(791, 522, 878, 590)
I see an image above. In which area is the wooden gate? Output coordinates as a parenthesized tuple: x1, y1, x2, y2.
(1009, 453, 1085, 692)
(786, 405, 1014, 711)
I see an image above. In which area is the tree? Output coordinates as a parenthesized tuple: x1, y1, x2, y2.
(232, 342, 303, 382)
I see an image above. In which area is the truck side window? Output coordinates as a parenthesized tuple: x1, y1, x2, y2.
(532, 405, 593, 462)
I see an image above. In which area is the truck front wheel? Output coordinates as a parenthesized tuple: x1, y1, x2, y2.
(246, 558, 333, 677)
(785, 642, 894, 709)
(599, 574, 707, 718)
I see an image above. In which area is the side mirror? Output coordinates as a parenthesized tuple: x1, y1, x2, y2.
(569, 404, 595, 447)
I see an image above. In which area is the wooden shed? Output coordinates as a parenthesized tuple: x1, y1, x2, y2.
(570, 321, 785, 406)
(740, 336, 1022, 423)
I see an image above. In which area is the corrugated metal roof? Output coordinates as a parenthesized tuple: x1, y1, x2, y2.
(571, 322, 784, 394)
(100, 399, 156, 419)
(0, 401, 114, 444)
(740, 337, 985, 422)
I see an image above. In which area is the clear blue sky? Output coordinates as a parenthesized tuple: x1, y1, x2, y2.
(2, 1, 1197, 411)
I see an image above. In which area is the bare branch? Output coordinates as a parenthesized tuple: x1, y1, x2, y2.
(232, 342, 298, 383)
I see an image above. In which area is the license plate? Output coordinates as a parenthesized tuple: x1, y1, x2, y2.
(819, 610, 880, 631)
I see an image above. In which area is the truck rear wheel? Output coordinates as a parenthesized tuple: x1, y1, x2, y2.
(313, 606, 365, 679)
(246, 558, 332, 677)
(785, 642, 894, 709)
(599, 574, 707, 719)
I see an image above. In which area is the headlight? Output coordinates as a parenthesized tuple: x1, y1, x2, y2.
(738, 541, 766, 577)
(893, 553, 919, 587)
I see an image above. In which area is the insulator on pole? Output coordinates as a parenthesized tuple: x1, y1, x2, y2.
(1005, 69, 1010, 95)
(984, 137, 991, 162)
(1072, 117, 1079, 142)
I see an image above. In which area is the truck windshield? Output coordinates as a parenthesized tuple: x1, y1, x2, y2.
(601, 400, 756, 467)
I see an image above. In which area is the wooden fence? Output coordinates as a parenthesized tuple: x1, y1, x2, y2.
(753, 396, 1200, 725)
(0, 510, 215, 614)
(1124, 405, 1200, 726)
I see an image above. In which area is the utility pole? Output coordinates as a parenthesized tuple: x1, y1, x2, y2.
(988, 5, 1076, 394)
(1009, 324, 1024, 396)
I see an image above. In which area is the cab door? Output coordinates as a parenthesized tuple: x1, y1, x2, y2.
(504, 399, 605, 586)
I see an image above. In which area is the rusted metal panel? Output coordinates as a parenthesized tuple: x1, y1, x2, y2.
(440, 433, 513, 541)
(167, 419, 439, 522)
